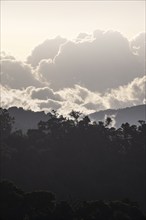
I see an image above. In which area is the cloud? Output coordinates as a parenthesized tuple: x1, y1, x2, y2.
(2, 30, 144, 93)
(104, 114, 116, 127)
(0, 57, 46, 89)
(57, 75, 146, 115)
(0, 85, 38, 111)
(37, 30, 145, 91)
(104, 75, 146, 109)
(0, 51, 16, 60)
(37, 99, 62, 111)
(1, 30, 145, 116)
(27, 36, 67, 67)
(76, 32, 92, 42)
(130, 32, 146, 62)
(0, 85, 63, 113)
(1, 76, 145, 116)
(30, 87, 62, 101)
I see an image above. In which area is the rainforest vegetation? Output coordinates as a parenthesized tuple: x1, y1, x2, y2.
(0, 108, 146, 219)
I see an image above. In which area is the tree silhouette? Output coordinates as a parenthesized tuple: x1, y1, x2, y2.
(0, 180, 24, 220)
(0, 108, 14, 140)
(0, 108, 146, 216)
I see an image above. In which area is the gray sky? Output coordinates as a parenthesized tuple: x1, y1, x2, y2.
(1, 1, 145, 60)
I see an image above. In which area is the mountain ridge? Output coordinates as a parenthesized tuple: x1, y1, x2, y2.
(89, 104, 146, 128)
(6, 104, 146, 132)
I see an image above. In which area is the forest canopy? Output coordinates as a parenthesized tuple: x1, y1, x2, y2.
(0, 108, 146, 218)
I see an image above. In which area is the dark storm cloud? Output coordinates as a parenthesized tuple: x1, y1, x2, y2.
(37, 30, 144, 92)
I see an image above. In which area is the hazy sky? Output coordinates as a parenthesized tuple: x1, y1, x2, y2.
(1, 1, 145, 60)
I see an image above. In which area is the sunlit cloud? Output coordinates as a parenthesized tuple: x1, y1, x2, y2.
(0, 29, 145, 115)
(1, 76, 145, 116)
(37, 30, 144, 91)
(0, 56, 46, 89)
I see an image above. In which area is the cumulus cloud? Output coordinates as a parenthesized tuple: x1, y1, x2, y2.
(76, 32, 92, 42)
(0, 57, 46, 89)
(0, 85, 38, 111)
(0, 51, 15, 60)
(130, 32, 145, 62)
(37, 99, 62, 111)
(0, 85, 62, 113)
(27, 36, 67, 67)
(104, 75, 146, 109)
(30, 87, 62, 101)
(37, 30, 145, 91)
(1, 76, 145, 116)
(1, 30, 145, 93)
(1, 30, 145, 116)
(58, 75, 146, 115)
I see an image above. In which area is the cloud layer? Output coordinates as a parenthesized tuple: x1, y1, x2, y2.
(1, 76, 145, 116)
(0, 56, 45, 89)
(27, 36, 67, 67)
(37, 30, 144, 91)
(1, 30, 145, 115)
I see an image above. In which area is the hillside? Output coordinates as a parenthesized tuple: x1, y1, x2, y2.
(1, 105, 146, 213)
(8, 107, 50, 132)
(7, 105, 146, 132)
(89, 104, 146, 127)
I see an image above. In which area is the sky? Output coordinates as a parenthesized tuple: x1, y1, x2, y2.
(1, 1, 145, 60)
(0, 1, 146, 116)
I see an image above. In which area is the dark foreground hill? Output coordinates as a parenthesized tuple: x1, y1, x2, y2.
(1, 108, 146, 214)
(1, 180, 145, 220)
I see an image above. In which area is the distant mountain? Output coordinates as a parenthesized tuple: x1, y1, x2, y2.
(8, 107, 50, 133)
(89, 104, 146, 128)
(7, 105, 145, 132)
